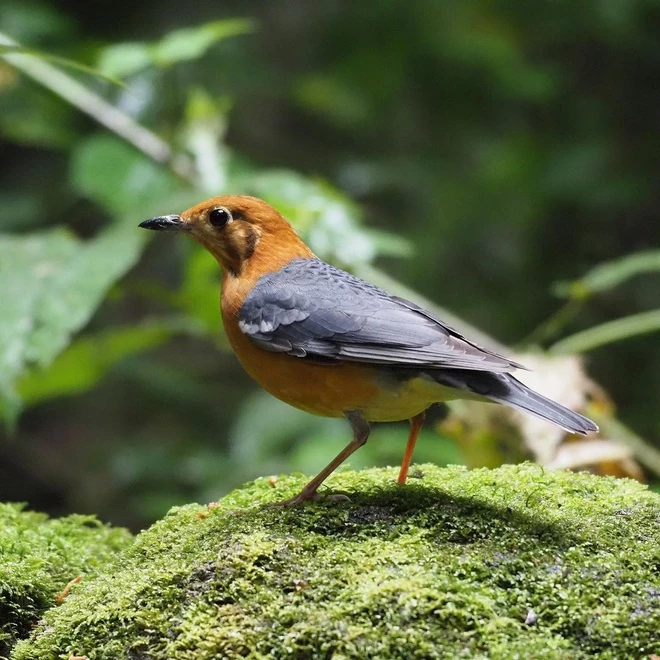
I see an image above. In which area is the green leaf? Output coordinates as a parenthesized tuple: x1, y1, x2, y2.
(0, 229, 76, 414)
(96, 42, 152, 79)
(97, 19, 253, 77)
(0, 219, 148, 419)
(15, 318, 200, 409)
(550, 309, 660, 355)
(71, 134, 182, 213)
(153, 19, 253, 67)
(554, 250, 660, 299)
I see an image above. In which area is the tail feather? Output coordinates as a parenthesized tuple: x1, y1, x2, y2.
(432, 370, 598, 435)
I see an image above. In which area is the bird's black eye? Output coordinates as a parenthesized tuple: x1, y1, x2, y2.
(209, 207, 232, 228)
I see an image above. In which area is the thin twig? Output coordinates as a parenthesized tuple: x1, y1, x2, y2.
(550, 309, 660, 355)
(0, 31, 195, 182)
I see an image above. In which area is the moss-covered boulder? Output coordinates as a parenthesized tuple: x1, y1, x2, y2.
(11, 464, 660, 659)
(0, 503, 132, 658)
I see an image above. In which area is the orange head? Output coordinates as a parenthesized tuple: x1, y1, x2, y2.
(139, 195, 314, 276)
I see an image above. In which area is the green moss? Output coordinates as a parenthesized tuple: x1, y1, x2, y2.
(11, 465, 660, 659)
(0, 503, 132, 658)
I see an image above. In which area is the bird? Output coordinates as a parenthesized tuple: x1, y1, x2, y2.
(139, 195, 598, 506)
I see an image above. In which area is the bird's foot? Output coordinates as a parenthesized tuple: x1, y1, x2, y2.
(271, 488, 351, 507)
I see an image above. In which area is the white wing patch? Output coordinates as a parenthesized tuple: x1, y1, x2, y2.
(239, 319, 275, 334)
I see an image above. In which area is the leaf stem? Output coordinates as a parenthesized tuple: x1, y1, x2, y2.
(550, 309, 660, 355)
(520, 299, 584, 348)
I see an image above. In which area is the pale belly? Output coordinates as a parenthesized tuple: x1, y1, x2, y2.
(358, 374, 464, 422)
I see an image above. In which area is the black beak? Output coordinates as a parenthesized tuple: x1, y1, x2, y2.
(139, 214, 186, 232)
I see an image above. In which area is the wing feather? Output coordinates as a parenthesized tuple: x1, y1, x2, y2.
(239, 258, 522, 372)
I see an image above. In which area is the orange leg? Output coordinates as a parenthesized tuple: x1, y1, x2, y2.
(275, 410, 370, 506)
(397, 411, 426, 485)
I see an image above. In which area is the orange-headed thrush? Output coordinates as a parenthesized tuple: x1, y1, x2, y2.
(140, 195, 598, 505)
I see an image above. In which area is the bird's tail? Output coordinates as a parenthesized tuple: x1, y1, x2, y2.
(432, 370, 598, 435)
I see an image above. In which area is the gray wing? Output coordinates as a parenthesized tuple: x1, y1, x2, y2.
(238, 258, 523, 373)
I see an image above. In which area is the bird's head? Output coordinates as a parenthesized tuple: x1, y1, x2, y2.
(139, 195, 313, 276)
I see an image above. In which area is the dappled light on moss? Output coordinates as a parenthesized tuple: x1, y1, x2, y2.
(11, 464, 660, 659)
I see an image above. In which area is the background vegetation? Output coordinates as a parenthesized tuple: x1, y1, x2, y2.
(0, 0, 658, 530)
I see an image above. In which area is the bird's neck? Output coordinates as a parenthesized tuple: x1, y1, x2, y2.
(221, 230, 315, 311)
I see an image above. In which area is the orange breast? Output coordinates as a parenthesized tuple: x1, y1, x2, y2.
(219, 258, 440, 422)
(223, 311, 381, 417)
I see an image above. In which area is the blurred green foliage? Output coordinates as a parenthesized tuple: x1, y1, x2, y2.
(0, 0, 658, 528)
(97, 19, 254, 77)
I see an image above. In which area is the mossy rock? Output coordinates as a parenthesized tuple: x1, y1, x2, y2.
(11, 464, 660, 659)
(0, 503, 132, 658)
